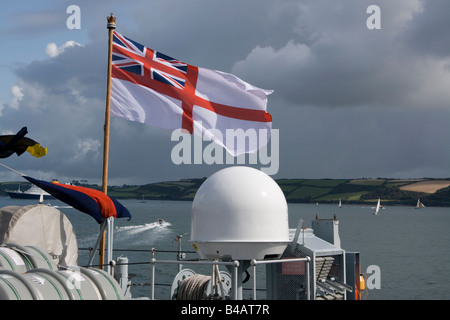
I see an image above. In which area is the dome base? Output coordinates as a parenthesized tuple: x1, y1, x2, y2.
(192, 241, 290, 260)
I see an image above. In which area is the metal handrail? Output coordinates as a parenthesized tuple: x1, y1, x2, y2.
(149, 250, 240, 300)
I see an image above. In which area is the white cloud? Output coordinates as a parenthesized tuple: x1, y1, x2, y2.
(233, 41, 311, 73)
(45, 41, 83, 58)
(0, 85, 24, 115)
(10, 85, 23, 109)
(72, 138, 101, 161)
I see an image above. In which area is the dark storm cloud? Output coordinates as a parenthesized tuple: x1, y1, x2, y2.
(402, 0, 450, 58)
(275, 106, 450, 179)
(15, 43, 105, 100)
(231, 0, 450, 110)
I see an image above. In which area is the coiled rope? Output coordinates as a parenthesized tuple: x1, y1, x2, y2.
(177, 274, 211, 300)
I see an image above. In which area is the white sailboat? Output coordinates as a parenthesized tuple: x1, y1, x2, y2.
(373, 198, 381, 215)
(338, 199, 342, 208)
(415, 199, 425, 209)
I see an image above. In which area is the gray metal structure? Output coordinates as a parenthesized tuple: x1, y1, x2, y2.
(266, 215, 355, 300)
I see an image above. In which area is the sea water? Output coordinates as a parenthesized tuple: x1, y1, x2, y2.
(1, 197, 449, 300)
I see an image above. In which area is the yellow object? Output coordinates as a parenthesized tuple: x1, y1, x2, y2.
(26, 144, 47, 158)
(360, 274, 366, 291)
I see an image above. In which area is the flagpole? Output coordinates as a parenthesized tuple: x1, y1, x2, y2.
(99, 13, 116, 270)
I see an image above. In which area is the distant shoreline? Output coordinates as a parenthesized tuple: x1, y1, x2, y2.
(3, 177, 450, 207)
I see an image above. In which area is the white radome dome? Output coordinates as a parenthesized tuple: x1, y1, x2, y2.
(191, 166, 290, 260)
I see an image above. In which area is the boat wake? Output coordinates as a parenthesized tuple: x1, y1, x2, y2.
(78, 221, 172, 248)
(113, 221, 172, 245)
(116, 221, 171, 235)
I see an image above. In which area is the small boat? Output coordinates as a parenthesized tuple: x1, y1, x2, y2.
(415, 199, 425, 209)
(373, 198, 382, 215)
(157, 218, 165, 224)
(6, 184, 54, 200)
(338, 199, 342, 208)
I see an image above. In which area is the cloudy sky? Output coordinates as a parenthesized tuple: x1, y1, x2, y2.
(1, 0, 449, 186)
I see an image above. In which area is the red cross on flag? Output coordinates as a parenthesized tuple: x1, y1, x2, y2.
(110, 31, 273, 156)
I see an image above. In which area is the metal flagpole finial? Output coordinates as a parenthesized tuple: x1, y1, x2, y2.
(107, 13, 116, 29)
